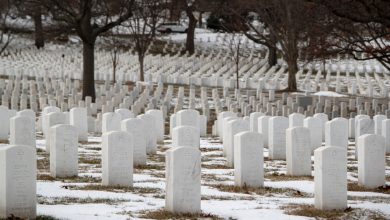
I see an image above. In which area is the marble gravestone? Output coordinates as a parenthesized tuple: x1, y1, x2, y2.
(357, 134, 385, 189)
(313, 113, 328, 141)
(165, 147, 201, 214)
(234, 131, 264, 187)
(146, 109, 165, 142)
(172, 126, 200, 149)
(303, 117, 322, 152)
(102, 131, 133, 186)
(382, 119, 390, 153)
(289, 113, 305, 128)
(45, 112, 66, 152)
(269, 116, 289, 160)
(225, 119, 249, 167)
(137, 114, 157, 154)
(70, 107, 88, 142)
(102, 112, 121, 133)
(176, 109, 199, 131)
(314, 146, 347, 210)
(249, 112, 264, 132)
(10, 116, 36, 147)
(121, 118, 147, 166)
(258, 116, 270, 148)
(0, 145, 36, 219)
(50, 124, 78, 178)
(286, 127, 312, 176)
(325, 118, 348, 149)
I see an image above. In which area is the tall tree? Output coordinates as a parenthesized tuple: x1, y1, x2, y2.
(43, 0, 134, 100)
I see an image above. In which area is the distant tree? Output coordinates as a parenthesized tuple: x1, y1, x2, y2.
(14, 0, 45, 48)
(0, 0, 13, 55)
(42, 0, 135, 100)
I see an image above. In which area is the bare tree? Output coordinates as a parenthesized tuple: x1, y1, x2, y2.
(312, 0, 390, 71)
(122, 0, 163, 82)
(225, 31, 245, 89)
(0, 0, 13, 55)
(43, 0, 135, 100)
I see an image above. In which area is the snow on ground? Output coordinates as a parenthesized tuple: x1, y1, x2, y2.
(35, 134, 390, 220)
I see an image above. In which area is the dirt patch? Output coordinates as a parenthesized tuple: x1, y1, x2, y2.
(201, 164, 231, 170)
(38, 196, 127, 205)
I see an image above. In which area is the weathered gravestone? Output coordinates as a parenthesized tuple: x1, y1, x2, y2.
(165, 147, 201, 214)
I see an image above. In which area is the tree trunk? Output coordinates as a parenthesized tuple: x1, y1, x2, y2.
(236, 63, 239, 89)
(267, 46, 277, 66)
(139, 56, 145, 81)
(185, 8, 197, 54)
(82, 41, 96, 100)
(33, 7, 44, 49)
(287, 59, 298, 91)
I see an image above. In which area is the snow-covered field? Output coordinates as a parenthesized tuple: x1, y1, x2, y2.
(33, 134, 390, 220)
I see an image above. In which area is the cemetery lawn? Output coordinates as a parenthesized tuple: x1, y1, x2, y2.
(35, 136, 390, 219)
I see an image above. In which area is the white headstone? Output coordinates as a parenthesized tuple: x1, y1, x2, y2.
(289, 113, 305, 128)
(102, 131, 133, 186)
(234, 131, 263, 187)
(169, 114, 176, 138)
(146, 109, 165, 142)
(102, 112, 121, 133)
(165, 147, 201, 214)
(172, 126, 200, 149)
(303, 117, 322, 151)
(325, 118, 348, 149)
(257, 116, 270, 148)
(382, 119, 390, 153)
(45, 112, 66, 152)
(373, 115, 386, 135)
(313, 113, 329, 141)
(121, 118, 147, 166)
(269, 116, 289, 160)
(314, 146, 347, 210)
(115, 108, 134, 120)
(217, 111, 236, 137)
(137, 114, 157, 154)
(41, 106, 60, 136)
(0, 106, 13, 140)
(199, 115, 207, 137)
(10, 116, 35, 147)
(286, 127, 312, 176)
(225, 119, 249, 167)
(50, 124, 78, 178)
(357, 134, 386, 189)
(0, 145, 36, 219)
(176, 109, 199, 130)
(70, 107, 88, 141)
(249, 112, 264, 132)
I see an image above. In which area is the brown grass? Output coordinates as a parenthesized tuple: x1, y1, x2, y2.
(139, 209, 222, 220)
(37, 157, 50, 171)
(37, 174, 101, 183)
(201, 164, 231, 169)
(79, 141, 100, 145)
(79, 157, 101, 165)
(37, 196, 127, 205)
(65, 184, 161, 194)
(284, 204, 387, 219)
(283, 204, 351, 219)
(348, 182, 390, 194)
(205, 184, 309, 197)
(135, 163, 164, 170)
(0, 139, 9, 144)
(265, 172, 313, 181)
